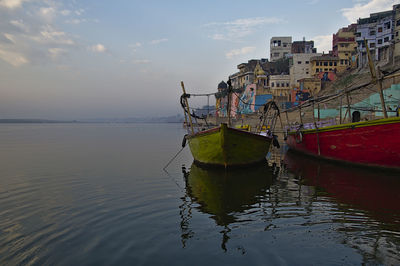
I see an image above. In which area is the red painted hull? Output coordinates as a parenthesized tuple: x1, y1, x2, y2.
(286, 117, 400, 169)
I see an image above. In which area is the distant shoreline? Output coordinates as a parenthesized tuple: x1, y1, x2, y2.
(0, 119, 183, 124)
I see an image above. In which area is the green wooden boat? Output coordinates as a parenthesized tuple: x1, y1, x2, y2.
(187, 123, 272, 167)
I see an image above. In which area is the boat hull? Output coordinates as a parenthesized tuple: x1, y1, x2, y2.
(188, 123, 272, 167)
(286, 117, 400, 169)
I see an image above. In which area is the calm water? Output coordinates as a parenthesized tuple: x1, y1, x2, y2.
(0, 123, 400, 265)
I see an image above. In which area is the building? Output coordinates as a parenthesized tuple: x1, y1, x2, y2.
(289, 53, 322, 88)
(310, 55, 340, 74)
(270, 37, 292, 62)
(356, 10, 394, 67)
(269, 74, 290, 98)
(298, 78, 321, 96)
(332, 24, 357, 70)
(393, 4, 400, 62)
(291, 39, 317, 54)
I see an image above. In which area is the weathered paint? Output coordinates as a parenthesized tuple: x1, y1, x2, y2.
(286, 117, 400, 169)
(188, 123, 272, 167)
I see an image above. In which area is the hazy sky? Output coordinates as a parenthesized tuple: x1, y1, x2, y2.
(0, 0, 397, 119)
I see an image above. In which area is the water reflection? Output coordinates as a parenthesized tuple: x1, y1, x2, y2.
(283, 150, 400, 263)
(283, 150, 400, 221)
(179, 150, 400, 264)
(180, 163, 275, 250)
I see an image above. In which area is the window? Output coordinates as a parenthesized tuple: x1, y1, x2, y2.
(281, 83, 285, 87)
(286, 83, 289, 87)
(370, 30, 376, 35)
(271, 82, 274, 87)
(298, 61, 302, 64)
(329, 68, 332, 71)
(345, 53, 348, 56)
(397, 19, 400, 26)
(306, 72, 309, 74)
(316, 68, 319, 72)
(345, 59, 348, 64)
(324, 68, 328, 71)
(384, 21, 391, 30)
(276, 83, 280, 87)
(274, 52, 280, 57)
(370, 42, 375, 48)
(305, 61, 309, 64)
(334, 62, 337, 66)
(340, 59, 344, 65)
(329, 62, 333, 66)
(384, 36, 389, 42)
(356, 32, 361, 37)
(378, 27, 383, 33)
(316, 62, 319, 66)
(324, 62, 328, 66)
(378, 39, 382, 44)
(397, 31, 399, 37)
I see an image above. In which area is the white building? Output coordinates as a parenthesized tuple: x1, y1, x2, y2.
(270, 37, 292, 62)
(289, 53, 322, 88)
(356, 10, 394, 67)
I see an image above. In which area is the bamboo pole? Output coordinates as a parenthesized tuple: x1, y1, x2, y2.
(227, 82, 231, 127)
(346, 92, 352, 123)
(365, 39, 388, 118)
(181, 81, 194, 134)
(376, 67, 388, 118)
(298, 106, 303, 124)
(339, 97, 343, 124)
(312, 102, 321, 156)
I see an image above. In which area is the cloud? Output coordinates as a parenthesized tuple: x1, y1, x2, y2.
(341, 0, 397, 23)
(312, 35, 332, 53)
(0, 0, 81, 66)
(32, 25, 75, 45)
(225, 46, 256, 59)
(0, 0, 29, 9)
(48, 47, 66, 59)
(90, 44, 107, 53)
(10, 19, 29, 32)
(0, 48, 29, 66)
(60, 9, 70, 16)
(38, 7, 56, 22)
(150, 38, 168, 45)
(134, 59, 150, 64)
(205, 17, 285, 41)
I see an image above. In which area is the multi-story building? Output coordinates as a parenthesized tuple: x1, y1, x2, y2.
(298, 78, 322, 96)
(310, 55, 340, 75)
(332, 24, 357, 70)
(393, 4, 400, 62)
(356, 10, 394, 67)
(270, 37, 292, 61)
(289, 53, 322, 88)
(269, 74, 291, 98)
(291, 39, 317, 54)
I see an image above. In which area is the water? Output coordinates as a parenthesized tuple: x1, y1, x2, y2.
(0, 123, 399, 265)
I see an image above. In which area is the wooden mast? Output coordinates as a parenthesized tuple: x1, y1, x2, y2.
(364, 39, 388, 118)
(181, 81, 194, 134)
(227, 79, 232, 127)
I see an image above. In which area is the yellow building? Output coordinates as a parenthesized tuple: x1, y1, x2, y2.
(332, 24, 358, 70)
(310, 55, 340, 76)
(298, 78, 321, 96)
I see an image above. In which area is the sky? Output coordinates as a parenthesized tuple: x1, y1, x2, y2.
(0, 0, 398, 119)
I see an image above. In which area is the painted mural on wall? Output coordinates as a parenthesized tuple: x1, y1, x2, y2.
(317, 71, 337, 82)
(236, 84, 256, 115)
(291, 88, 310, 106)
(216, 96, 228, 117)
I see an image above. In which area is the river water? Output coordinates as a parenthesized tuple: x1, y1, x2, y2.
(0, 123, 399, 265)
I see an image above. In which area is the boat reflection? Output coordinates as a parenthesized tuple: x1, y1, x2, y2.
(283, 150, 400, 222)
(180, 162, 275, 250)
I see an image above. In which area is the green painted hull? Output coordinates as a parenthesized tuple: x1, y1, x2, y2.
(187, 123, 272, 167)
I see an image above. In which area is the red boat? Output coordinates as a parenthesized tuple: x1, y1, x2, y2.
(286, 117, 400, 170)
